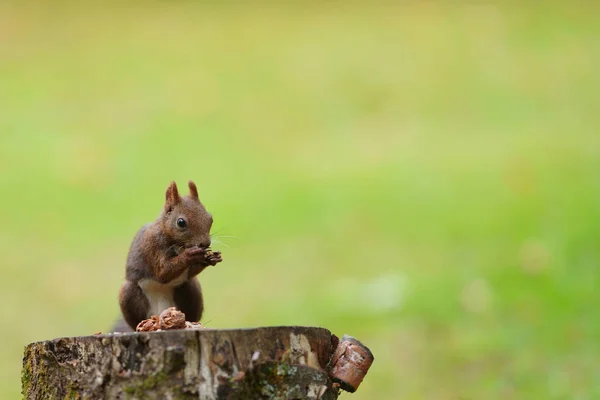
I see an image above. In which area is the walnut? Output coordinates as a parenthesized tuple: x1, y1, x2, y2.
(159, 307, 186, 330)
(135, 315, 160, 332)
(135, 308, 203, 332)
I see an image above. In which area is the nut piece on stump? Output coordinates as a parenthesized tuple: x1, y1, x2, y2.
(329, 335, 374, 393)
(136, 316, 160, 332)
(159, 307, 186, 330)
(185, 321, 204, 330)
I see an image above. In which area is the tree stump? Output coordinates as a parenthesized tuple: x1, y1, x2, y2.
(22, 326, 374, 399)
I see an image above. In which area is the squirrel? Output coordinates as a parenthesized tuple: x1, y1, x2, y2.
(117, 180, 222, 331)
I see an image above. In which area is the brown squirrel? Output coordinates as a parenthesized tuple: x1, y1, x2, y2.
(117, 180, 222, 331)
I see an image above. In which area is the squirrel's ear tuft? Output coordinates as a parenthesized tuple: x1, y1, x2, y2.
(188, 180, 199, 201)
(164, 181, 181, 212)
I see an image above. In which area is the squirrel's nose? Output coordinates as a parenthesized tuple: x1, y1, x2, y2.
(198, 240, 211, 249)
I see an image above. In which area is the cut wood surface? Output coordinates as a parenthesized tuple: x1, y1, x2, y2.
(22, 326, 373, 400)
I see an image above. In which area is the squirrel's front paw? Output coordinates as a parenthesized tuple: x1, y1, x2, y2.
(205, 250, 223, 266)
(183, 247, 208, 263)
(183, 247, 222, 266)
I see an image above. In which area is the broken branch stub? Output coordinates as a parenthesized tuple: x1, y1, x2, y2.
(329, 335, 375, 393)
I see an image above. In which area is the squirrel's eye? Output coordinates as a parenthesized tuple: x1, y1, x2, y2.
(176, 218, 187, 229)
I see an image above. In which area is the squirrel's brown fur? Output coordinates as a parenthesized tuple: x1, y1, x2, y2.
(117, 180, 222, 331)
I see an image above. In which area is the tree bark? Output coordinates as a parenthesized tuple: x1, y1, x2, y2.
(22, 326, 371, 400)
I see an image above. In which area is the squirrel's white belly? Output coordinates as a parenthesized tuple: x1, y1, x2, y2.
(138, 268, 188, 317)
(145, 290, 175, 318)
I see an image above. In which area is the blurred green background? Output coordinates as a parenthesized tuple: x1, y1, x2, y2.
(2, 2, 599, 399)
